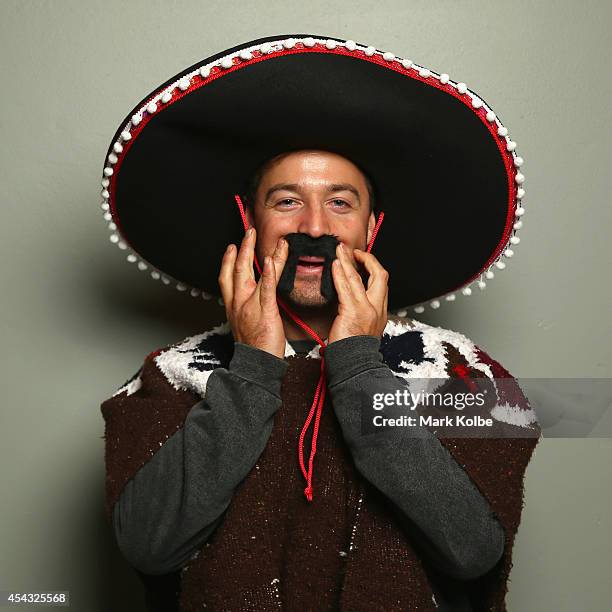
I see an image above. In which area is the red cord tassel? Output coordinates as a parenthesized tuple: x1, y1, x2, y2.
(233, 195, 384, 501)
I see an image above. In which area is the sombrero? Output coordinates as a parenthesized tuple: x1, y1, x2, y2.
(100, 33, 526, 314)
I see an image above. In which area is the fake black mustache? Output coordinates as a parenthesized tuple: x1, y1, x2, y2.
(277, 233, 340, 302)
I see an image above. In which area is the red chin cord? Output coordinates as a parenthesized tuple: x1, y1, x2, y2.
(233, 195, 384, 501)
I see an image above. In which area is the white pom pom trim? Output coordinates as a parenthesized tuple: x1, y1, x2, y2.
(100, 35, 525, 309)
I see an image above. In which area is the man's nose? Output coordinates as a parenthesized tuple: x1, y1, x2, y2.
(296, 203, 330, 238)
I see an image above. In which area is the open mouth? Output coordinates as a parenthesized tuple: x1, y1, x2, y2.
(296, 256, 326, 275)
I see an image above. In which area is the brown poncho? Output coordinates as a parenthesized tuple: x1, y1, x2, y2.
(101, 316, 540, 610)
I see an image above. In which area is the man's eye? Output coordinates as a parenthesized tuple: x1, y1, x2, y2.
(275, 199, 349, 208)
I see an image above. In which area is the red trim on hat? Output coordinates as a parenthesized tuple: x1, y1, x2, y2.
(106, 38, 518, 298)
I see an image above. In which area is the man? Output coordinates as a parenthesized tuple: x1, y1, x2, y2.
(226, 149, 383, 354)
(100, 35, 539, 611)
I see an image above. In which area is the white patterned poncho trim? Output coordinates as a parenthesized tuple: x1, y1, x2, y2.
(145, 317, 538, 430)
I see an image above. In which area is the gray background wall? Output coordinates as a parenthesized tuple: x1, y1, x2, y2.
(1, 1, 610, 610)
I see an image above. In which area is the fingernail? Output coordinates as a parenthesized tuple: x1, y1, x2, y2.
(247, 227, 254, 236)
(278, 237, 285, 248)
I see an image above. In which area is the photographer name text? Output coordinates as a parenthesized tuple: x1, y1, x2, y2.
(373, 414, 493, 427)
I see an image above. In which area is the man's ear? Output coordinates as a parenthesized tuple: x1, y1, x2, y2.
(366, 211, 376, 247)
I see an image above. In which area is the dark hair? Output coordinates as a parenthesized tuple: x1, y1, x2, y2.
(242, 150, 377, 214)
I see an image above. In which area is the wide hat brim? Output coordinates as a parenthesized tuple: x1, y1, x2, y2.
(101, 34, 526, 313)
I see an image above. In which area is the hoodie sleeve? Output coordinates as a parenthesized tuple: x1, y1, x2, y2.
(101, 342, 288, 576)
(323, 334, 509, 582)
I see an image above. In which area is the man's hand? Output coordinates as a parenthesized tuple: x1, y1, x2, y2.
(218, 228, 289, 359)
(327, 243, 389, 344)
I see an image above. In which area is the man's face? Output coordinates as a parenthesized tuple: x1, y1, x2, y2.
(246, 150, 376, 308)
